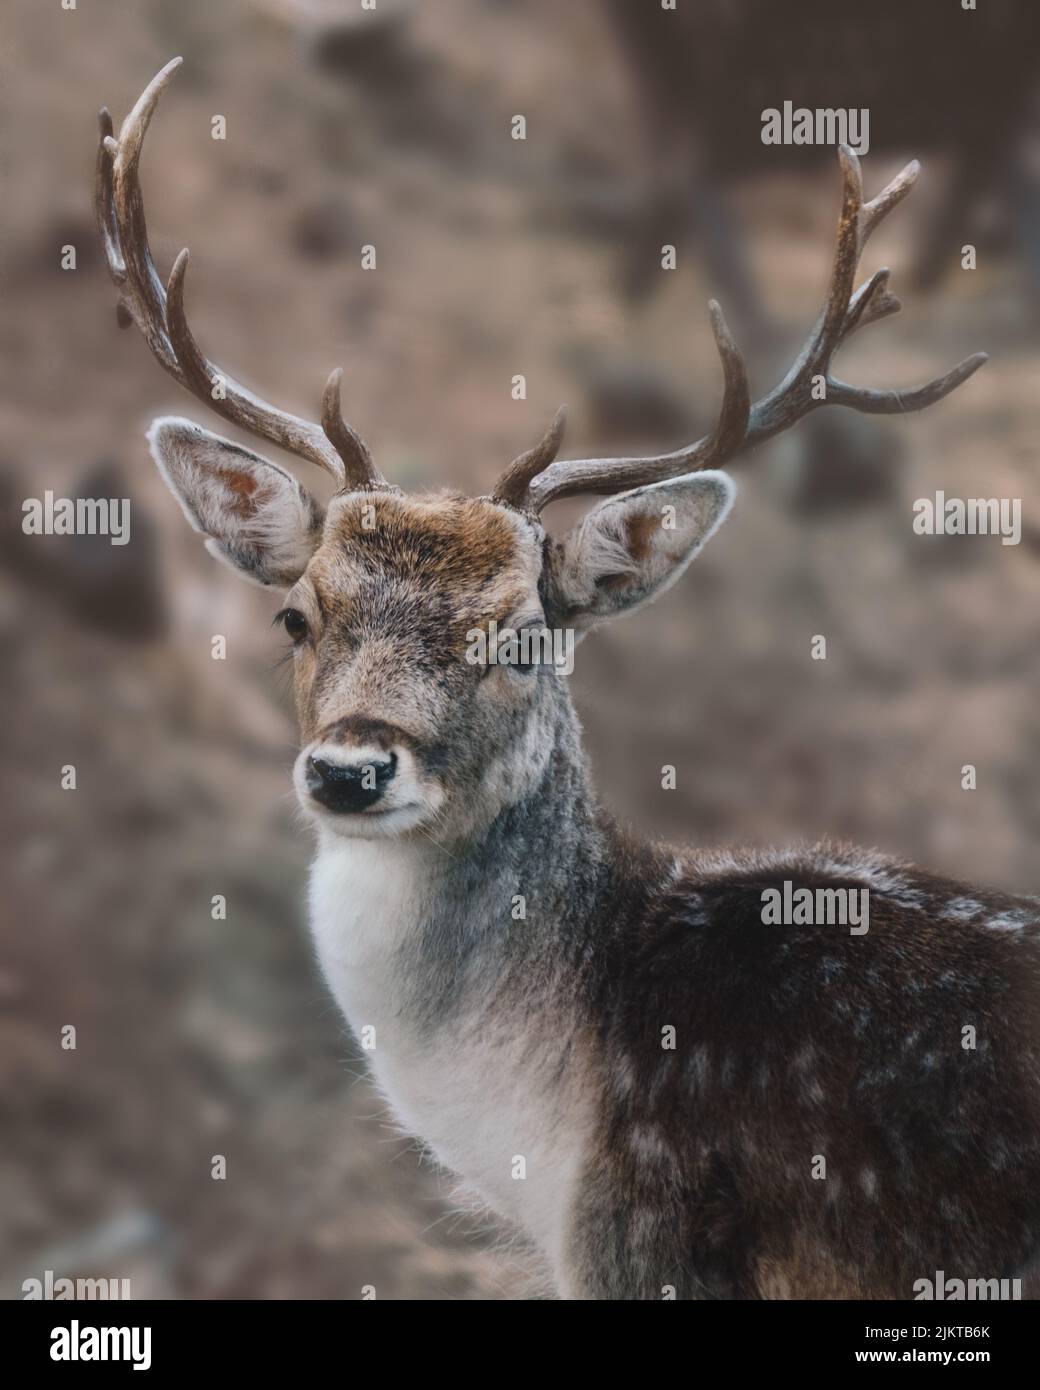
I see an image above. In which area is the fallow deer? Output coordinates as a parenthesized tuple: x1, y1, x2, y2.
(96, 60, 1040, 1299)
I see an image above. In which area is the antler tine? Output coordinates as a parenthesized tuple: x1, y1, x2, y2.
(840, 268, 900, 343)
(95, 107, 126, 284)
(492, 405, 569, 507)
(95, 59, 386, 489)
(826, 353, 989, 415)
(96, 60, 183, 375)
(861, 158, 920, 246)
(704, 298, 752, 458)
(520, 300, 750, 512)
(741, 144, 985, 450)
(321, 369, 386, 490)
(510, 146, 985, 514)
(163, 248, 343, 482)
(806, 143, 864, 369)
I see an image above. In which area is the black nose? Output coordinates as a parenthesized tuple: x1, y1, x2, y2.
(306, 752, 397, 813)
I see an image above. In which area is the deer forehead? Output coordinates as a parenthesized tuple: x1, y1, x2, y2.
(308, 491, 545, 614)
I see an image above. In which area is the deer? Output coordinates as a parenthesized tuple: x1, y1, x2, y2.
(96, 60, 1040, 1299)
(603, 0, 1040, 311)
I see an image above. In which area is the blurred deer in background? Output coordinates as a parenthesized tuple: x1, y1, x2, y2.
(605, 0, 1040, 313)
(602, 0, 1040, 513)
(96, 61, 1040, 1299)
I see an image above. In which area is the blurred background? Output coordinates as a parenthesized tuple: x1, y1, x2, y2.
(2, 0, 1038, 1299)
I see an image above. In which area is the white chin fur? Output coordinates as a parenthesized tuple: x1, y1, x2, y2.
(311, 802, 438, 841)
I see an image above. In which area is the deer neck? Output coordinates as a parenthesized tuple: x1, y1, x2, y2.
(306, 681, 630, 1237)
(306, 679, 621, 1035)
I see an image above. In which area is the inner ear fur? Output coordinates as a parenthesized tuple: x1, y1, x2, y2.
(147, 416, 326, 587)
(546, 471, 735, 628)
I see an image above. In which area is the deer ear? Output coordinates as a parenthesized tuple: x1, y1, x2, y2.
(546, 471, 735, 629)
(147, 417, 326, 588)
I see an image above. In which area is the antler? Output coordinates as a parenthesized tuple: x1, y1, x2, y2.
(497, 146, 987, 514)
(95, 58, 385, 491)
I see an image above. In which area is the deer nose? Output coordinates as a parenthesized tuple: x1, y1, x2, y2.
(305, 752, 397, 814)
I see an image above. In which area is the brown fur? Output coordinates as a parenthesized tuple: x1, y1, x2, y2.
(146, 419, 1039, 1300)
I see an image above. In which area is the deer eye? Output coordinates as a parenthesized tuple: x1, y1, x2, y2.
(276, 607, 309, 642)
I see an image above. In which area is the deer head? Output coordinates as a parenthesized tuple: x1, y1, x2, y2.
(97, 60, 986, 842)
